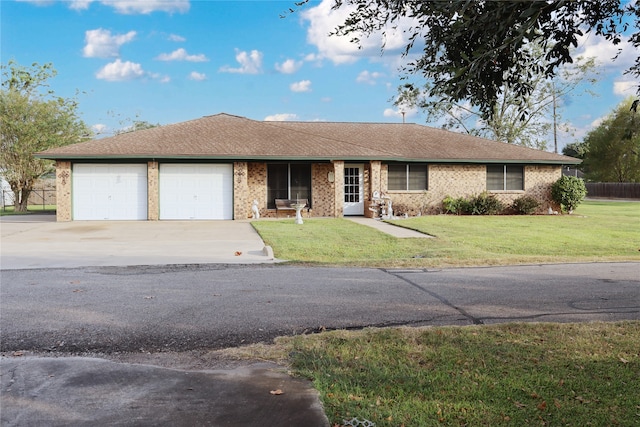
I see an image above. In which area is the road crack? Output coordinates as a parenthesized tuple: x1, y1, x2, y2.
(383, 269, 484, 325)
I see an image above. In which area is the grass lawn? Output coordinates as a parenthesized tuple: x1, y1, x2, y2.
(248, 201, 640, 426)
(0, 205, 56, 216)
(252, 201, 640, 267)
(246, 322, 638, 427)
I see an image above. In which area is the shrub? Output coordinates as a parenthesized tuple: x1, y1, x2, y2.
(551, 176, 587, 213)
(468, 192, 505, 215)
(442, 195, 467, 215)
(511, 195, 540, 215)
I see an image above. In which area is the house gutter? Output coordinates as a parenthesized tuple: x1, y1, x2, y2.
(35, 153, 581, 165)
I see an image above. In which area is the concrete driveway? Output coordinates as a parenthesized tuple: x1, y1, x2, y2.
(0, 215, 276, 269)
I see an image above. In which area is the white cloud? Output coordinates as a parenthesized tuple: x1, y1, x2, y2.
(275, 59, 303, 74)
(219, 49, 263, 74)
(105, 0, 189, 15)
(83, 29, 136, 58)
(356, 70, 384, 85)
(290, 80, 312, 92)
(590, 116, 605, 129)
(155, 48, 208, 62)
(188, 71, 206, 81)
(575, 33, 636, 69)
(264, 113, 299, 121)
(16, 0, 55, 6)
(149, 73, 171, 83)
(613, 78, 637, 96)
(301, 0, 412, 65)
(383, 107, 418, 121)
(91, 123, 108, 134)
(96, 59, 145, 81)
(69, 0, 93, 10)
(168, 34, 186, 42)
(19, 0, 190, 14)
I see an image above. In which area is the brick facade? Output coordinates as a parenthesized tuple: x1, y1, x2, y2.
(370, 163, 563, 216)
(147, 161, 159, 220)
(55, 161, 72, 221)
(233, 162, 249, 219)
(311, 163, 335, 217)
(53, 160, 565, 221)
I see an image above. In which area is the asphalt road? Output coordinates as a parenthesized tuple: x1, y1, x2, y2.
(2, 262, 638, 355)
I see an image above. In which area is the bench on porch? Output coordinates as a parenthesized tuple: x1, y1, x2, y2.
(275, 199, 309, 217)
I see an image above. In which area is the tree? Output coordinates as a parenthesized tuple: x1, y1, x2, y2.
(582, 97, 640, 182)
(114, 120, 159, 135)
(562, 141, 588, 160)
(303, 0, 639, 121)
(1, 61, 90, 212)
(106, 110, 159, 136)
(394, 51, 598, 151)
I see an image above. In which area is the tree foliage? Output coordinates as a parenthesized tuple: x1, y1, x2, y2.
(551, 175, 587, 213)
(1, 61, 90, 212)
(582, 97, 640, 183)
(562, 141, 588, 159)
(301, 0, 639, 120)
(394, 51, 598, 150)
(114, 120, 159, 135)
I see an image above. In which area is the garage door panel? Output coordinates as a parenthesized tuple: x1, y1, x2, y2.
(159, 164, 233, 220)
(73, 164, 147, 221)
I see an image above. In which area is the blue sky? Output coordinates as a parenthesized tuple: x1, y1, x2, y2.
(2, 0, 638, 152)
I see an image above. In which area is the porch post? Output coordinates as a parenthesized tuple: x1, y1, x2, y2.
(332, 160, 344, 217)
(55, 161, 72, 222)
(234, 162, 249, 220)
(147, 161, 159, 220)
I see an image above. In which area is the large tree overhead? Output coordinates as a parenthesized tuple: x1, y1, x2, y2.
(394, 51, 598, 151)
(582, 97, 640, 182)
(1, 61, 90, 212)
(301, 0, 639, 120)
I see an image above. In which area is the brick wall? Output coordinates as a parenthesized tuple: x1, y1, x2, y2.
(233, 162, 249, 219)
(332, 161, 345, 217)
(525, 165, 562, 212)
(55, 161, 72, 221)
(247, 162, 267, 218)
(312, 163, 335, 217)
(147, 161, 159, 220)
(379, 164, 563, 216)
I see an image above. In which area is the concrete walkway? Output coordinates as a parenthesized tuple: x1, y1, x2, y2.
(345, 216, 433, 238)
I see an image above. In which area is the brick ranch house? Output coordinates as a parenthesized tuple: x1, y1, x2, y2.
(37, 113, 580, 221)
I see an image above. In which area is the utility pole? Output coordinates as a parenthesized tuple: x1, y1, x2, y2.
(552, 81, 558, 153)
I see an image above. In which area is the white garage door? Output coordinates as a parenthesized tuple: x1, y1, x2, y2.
(159, 164, 233, 220)
(73, 164, 148, 220)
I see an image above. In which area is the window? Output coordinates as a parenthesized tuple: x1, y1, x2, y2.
(267, 163, 311, 208)
(486, 165, 524, 191)
(388, 163, 428, 191)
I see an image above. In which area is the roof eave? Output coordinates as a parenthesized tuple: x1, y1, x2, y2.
(36, 153, 581, 165)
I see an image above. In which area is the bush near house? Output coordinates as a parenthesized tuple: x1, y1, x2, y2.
(442, 195, 469, 215)
(442, 192, 504, 215)
(551, 175, 587, 213)
(511, 195, 540, 215)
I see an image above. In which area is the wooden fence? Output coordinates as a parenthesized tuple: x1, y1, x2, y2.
(585, 182, 640, 199)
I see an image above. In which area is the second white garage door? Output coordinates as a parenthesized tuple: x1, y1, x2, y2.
(159, 164, 233, 220)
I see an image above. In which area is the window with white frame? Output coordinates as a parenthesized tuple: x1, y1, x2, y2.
(387, 163, 428, 191)
(486, 164, 524, 191)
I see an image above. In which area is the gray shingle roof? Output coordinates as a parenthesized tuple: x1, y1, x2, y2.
(37, 113, 580, 164)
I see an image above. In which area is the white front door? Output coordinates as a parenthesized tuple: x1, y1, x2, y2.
(159, 164, 233, 220)
(343, 164, 364, 215)
(72, 164, 148, 220)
